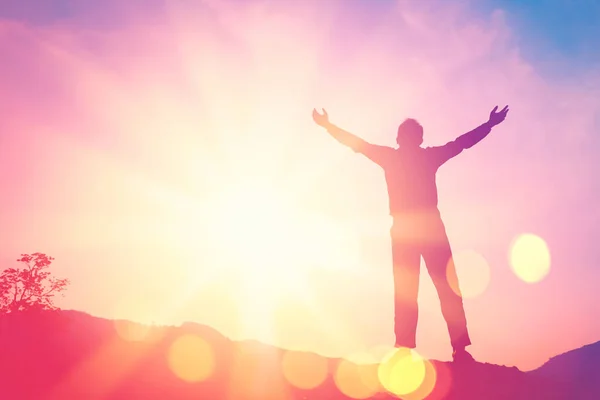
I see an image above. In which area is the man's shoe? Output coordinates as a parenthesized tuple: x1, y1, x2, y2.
(452, 348, 475, 363)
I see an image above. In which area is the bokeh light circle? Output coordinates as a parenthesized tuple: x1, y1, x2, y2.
(377, 347, 427, 397)
(510, 233, 551, 283)
(401, 358, 437, 400)
(334, 358, 380, 399)
(281, 350, 328, 390)
(446, 250, 491, 298)
(167, 334, 215, 383)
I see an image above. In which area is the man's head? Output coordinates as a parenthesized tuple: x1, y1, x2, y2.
(396, 118, 423, 148)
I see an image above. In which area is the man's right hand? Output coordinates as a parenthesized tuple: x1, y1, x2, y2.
(488, 105, 509, 127)
(312, 108, 330, 128)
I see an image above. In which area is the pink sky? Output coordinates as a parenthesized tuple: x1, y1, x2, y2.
(1, 0, 599, 371)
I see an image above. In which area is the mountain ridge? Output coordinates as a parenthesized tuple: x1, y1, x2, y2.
(0, 309, 596, 399)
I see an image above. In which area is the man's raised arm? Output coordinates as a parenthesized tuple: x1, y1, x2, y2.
(312, 108, 393, 166)
(429, 105, 509, 165)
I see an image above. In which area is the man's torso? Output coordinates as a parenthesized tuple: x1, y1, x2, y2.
(383, 147, 441, 215)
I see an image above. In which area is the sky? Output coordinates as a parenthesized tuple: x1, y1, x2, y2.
(1, 0, 599, 372)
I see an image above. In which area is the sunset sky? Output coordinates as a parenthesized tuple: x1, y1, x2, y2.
(1, 0, 599, 372)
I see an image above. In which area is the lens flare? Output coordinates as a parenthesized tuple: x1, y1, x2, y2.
(334, 358, 380, 399)
(167, 334, 215, 383)
(446, 250, 491, 298)
(425, 361, 453, 400)
(400, 358, 438, 400)
(510, 233, 551, 283)
(281, 350, 328, 390)
(378, 347, 427, 397)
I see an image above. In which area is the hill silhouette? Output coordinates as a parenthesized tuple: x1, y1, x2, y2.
(0, 310, 596, 399)
(530, 341, 600, 399)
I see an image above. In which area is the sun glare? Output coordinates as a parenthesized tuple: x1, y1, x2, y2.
(208, 182, 297, 268)
(202, 181, 312, 309)
(195, 179, 361, 296)
(187, 179, 363, 339)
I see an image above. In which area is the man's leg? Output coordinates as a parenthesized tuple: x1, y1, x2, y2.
(391, 222, 421, 349)
(421, 220, 472, 356)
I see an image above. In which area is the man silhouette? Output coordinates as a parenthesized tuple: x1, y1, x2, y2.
(312, 105, 509, 362)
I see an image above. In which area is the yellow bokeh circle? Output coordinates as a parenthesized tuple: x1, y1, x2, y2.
(281, 350, 328, 390)
(377, 347, 427, 397)
(510, 233, 551, 283)
(167, 334, 215, 383)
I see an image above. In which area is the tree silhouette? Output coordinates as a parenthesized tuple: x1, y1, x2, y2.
(0, 253, 69, 313)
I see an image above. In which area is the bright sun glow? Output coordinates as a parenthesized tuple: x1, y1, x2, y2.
(184, 179, 363, 339)
(202, 180, 361, 273)
(201, 180, 359, 273)
(202, 181, 312, 312)
(208, 182, 301, 269)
